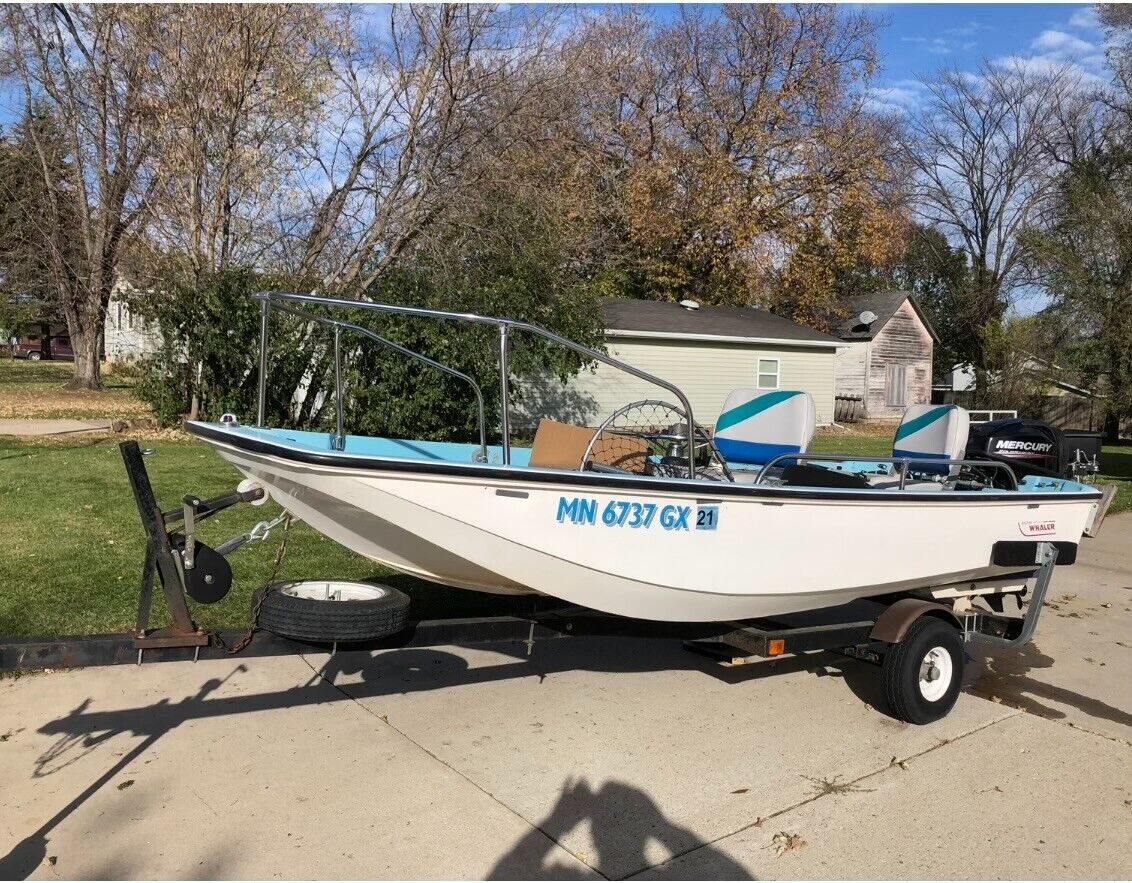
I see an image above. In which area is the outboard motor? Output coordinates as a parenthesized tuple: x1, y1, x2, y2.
(964, 418, 1102, 480)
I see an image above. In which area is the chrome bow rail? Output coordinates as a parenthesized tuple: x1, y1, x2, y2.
(269, 302, 489, 458)
(252, 291, 699, 476)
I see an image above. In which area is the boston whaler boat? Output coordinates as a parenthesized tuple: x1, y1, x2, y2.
(170, 290, 1107, 723)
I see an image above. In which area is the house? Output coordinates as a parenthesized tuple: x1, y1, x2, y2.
(522, 298, 843, 429)
(834, 291, 937, 419)
(934, 363, 976, 394)
(934, 356, 1094, 399)
(932, 355, 1109, 431)
(104, 285, 161, 362)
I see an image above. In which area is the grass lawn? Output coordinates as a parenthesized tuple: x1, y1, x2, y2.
(0, 357, 149, 420)
(0, 436, 541, 636)
(1096, 444, 1132, 517)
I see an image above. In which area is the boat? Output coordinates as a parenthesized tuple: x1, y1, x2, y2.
(184, 291, 1106, 624)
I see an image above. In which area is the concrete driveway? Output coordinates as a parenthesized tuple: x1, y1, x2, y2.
(1, 516, 1130, 880)
(0, 418, 112, 437)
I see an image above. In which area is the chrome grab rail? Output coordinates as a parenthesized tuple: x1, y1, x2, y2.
(267, 303, 488, 459)
(753, 452, 1019, 490)
(252, 291, 698, 477)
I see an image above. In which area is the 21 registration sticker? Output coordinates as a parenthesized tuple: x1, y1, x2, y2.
(555, 496, 719, 531)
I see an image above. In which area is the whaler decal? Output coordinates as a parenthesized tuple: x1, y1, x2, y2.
(1019, 520, 1057, 536)
(556, 496, 715, 532)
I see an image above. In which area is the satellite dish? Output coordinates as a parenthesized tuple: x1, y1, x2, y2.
(859, 310, 877, 325)
(679, 299, 700, 311)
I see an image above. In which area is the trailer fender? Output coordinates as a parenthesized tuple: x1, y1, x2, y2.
(870, 599, 961, 645)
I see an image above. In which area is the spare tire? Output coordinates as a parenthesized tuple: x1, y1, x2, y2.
(254, 581, 410, 643)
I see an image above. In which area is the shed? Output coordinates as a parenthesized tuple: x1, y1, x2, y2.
(526, 298, 842, 428)
(834, 292, 937, 419)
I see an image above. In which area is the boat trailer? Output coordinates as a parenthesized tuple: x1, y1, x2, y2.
(0, 439, 1063, 724)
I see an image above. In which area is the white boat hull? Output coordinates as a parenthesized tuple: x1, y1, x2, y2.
(208, 439, 1100, 622)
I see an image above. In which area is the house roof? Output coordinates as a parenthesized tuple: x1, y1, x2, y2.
(601, 298, 843, 349)
(836, 291, 939, 343)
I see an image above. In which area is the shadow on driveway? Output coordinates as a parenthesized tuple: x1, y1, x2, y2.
(2, 638, 881, 879)
(488, 778, 753, 880)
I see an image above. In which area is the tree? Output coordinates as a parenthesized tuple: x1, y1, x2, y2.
(840, 222, 974, 376)
(562, 5, 904, 327)
(131, 186, 606, 434)
(1023, 148, 1132, 440)
(288, 5, 568, 293)
(1008, 7, 1132, 441)
(903, 61, 1086, 374)
(0, 109, 82, 311)
(3, 5, 169, 388)
(1099, 5, 1132, 133)
(143, 6, 332, 279)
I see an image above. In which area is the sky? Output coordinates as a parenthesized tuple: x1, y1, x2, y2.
(1, 3, 1108, 125)
(864, 3, 1107, 115)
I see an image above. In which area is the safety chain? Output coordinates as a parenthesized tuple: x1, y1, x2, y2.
(213, 512, 294, 654)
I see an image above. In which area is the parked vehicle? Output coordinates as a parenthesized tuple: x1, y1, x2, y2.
(159, 290, 1110, 724)
(12, 335, 74, 361)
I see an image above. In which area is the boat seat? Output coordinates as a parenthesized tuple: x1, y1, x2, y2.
(891, 403, 971, 475)
(713, 389, 816, 468)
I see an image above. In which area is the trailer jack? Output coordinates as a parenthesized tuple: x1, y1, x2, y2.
(120, 440, 272, 659)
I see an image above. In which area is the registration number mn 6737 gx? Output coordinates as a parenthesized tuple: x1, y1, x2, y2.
(555, 496, 719, 531)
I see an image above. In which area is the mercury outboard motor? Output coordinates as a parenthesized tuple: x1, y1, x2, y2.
(964, 418, 1102, 480)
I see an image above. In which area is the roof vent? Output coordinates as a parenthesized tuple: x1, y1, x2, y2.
(679, 299, 700, 311)
(858, 310, 877, 325)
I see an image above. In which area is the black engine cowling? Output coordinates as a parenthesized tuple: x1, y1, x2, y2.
(964, 418, 1102, 479)
(966, 418, 1062, 474)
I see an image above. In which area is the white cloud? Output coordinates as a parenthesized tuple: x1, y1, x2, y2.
(945, 21, 990, 38)
(995, 18, 1108, 85)
(1031, 29, 1096, 56)
(864, 84, 926, 116)
(1067, 6, 1100, 32)
(903, 31, 981, 56)
(991, 53, 1105, 89)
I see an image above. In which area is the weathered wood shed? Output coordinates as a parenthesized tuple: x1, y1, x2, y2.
(834, 292, 937, 419)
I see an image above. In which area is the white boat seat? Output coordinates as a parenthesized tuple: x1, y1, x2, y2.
(892, 404, 970, 474)
(714, 389, 816, 467)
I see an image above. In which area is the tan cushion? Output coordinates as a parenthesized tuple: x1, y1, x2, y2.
(528, 418, 649, 473)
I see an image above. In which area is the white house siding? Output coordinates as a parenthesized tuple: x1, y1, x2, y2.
(518, 335, 837, 428)
(834, 340, 868, 399)
(104, 290, 161, 362)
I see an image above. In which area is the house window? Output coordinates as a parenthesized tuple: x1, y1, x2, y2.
(886, 364, 907, 408)
(757, 358, 780, 390)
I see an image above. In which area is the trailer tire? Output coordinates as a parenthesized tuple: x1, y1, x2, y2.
(881, 617, 964, 725)
(254, 581, 410, 643)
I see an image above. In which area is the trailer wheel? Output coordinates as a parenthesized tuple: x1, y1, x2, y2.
(881, 617, 964, 724)
(254, 581, 410, 643)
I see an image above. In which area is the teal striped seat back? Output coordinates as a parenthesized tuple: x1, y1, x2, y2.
(714, 389, 816, 466)
(892, 404, 970, 471)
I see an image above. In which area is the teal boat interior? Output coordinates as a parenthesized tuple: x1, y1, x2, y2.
(193, 422, 1100, 498)
(198, 291, 1102, 501)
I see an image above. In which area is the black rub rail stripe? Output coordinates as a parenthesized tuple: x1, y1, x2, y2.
(185, 422, 1102, 505)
